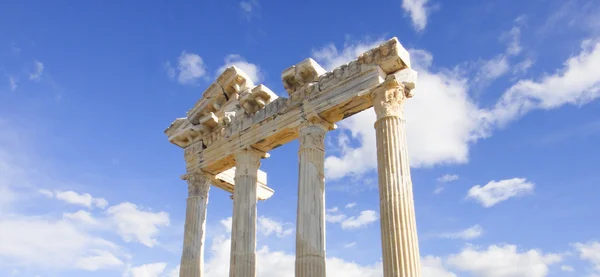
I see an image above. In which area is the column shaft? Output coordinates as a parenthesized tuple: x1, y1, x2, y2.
(295, 120, 328, 277)
(179, 172, 211, 277)
(373, 83, 421, 277)
(229, 149, 262, 277)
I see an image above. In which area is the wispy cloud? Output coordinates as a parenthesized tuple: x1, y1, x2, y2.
(467, 178, 535, 207)
(436, 225, 483, 240)
(39, 189, 108, 209)
(326, 207, 378, 230)
(239, 0, 260, 21)
(401, 0, 431, 32)
(437, 174, 459, 183)
(29, 60, 44, 81)
(8, 75, 18, 91)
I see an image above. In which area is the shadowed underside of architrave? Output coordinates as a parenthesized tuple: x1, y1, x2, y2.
(165, 37, 415, 197)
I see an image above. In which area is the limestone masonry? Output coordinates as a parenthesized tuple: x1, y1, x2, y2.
(165, 37, 421, 277)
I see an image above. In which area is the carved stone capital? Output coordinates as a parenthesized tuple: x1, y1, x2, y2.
(185, 171, 211, 198)
(298, 117, 332, 152)
(371, 80, 410, 120)
(234, 148, 264, 175)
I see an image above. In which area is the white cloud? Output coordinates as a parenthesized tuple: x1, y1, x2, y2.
(239, 0, 260, 20)
(477, 55, 510, 82)
(0, 215, 123, 271)
(168, 51, 207, 85)
(41, 189, 108, 209)
(8, 75, 18, 91)
(326, 207, 344, 223)
(126, 262, 167, 277)
(437, 224, 483, 240)
(422, 256, 457, 277)
(63, 210, 99, 225)
(29, 60, 44, 81)
(0, 184, 17, 211)
(486, 39, 600, 127)
(446, 244, 562, 277)
(514, 58, 534, 74)
(434, 174, 459, 194)
(345, 202, 357, 209)
(560, 265, 574, 272)
(326, 213, 346, 223)
(344, 242, 357, 248)
(106, 202, 170, 247)
(220, 217, 233, 233)
(75, 250, 124, 271)
(164, 61, 175, 79)
(437, 174, 459, 183)
(401, 0, 430, 32)
(257, 216, 294, 238)
(165, 265, 180, 277)
(474, 23, 527, 86)
(327, 206, 339, 213)
(502, 26, 523, 56)
(340, 210, 378, 230)
(216, 54, 262, 84)
(574, 241, 600, 273)
(467, 178, 535, 207)
(326, 208, 378, 229)
(38, 189, 53, 197)
(433, 186, 444, 194)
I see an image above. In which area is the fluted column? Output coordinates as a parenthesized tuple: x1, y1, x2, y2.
(229, 149, 263, 277)
(179, 171, 211, 277)
(372, 78, 421, 277)
(295, 118, 332, 277)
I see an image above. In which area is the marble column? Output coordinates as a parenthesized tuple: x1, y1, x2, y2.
(372, 80, 421, 277)
(295, 118, 331, 277)
(229, 149, 263, 277)
(179, 171, 211, 277)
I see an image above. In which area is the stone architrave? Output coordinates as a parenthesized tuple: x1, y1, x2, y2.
(229, 148, 265, 277)
(179, 171, 211, 277)
(295, 117, 334, 277)
(372, 70, 421, 277)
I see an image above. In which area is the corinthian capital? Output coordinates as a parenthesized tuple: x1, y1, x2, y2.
(371, 68, 418, 120)
(235, 148, 266, 175)
(185, 171, 211, 198)
(298, 116, 334, 152)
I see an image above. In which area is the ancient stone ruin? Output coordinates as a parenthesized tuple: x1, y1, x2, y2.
(165, 37, 421, 277)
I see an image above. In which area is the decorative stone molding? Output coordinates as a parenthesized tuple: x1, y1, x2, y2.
(240, 85, 278, 114)
(282, 58, 327, 95)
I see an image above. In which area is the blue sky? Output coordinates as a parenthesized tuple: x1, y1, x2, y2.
(1, 0, 600, 276)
